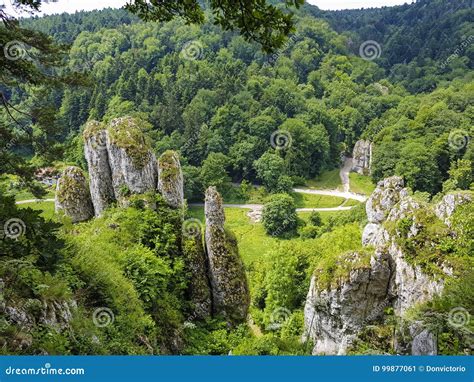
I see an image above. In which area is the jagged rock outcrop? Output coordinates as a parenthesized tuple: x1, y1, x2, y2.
(2, 298, 77, 351)
(362, 223, 389, 247)
(55, 166, 94, 223)
(409, 323, 437, 355)
(303, 176, 469, 355)
(435, 192, 472, 226)
(83, 120, 115, 216)
(304, 249, 393, 355)
(204, 187, 250, 324)
(366, 176, 405, 223)
(182, 223, 212, 320)
(351, 140, 372, 175)
(106, 117, 157, 198)
(157, 150, 184, 209)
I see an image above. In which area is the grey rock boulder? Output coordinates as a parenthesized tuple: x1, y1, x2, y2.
(303, 250, 393, 355)
(411, 325, 437, 355)
(106, 117, 157, 199)
(55, 166, 94, 223)
(362, 223, 389, 247)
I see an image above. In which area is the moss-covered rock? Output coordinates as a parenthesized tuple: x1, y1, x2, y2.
(182, 224, 212, 320)
(55, 166, 94, 223)
(106, 117, 157, 198)
(204, 187, 250, 324)
(107, 117, 153, 169)
(304, 249, 393, 355)
(157, 150, 184, 209)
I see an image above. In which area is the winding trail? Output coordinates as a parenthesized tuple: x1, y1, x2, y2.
(189, 203, 353, 213)
(15, 159, 365, 218)
(16, 198, 55, 205)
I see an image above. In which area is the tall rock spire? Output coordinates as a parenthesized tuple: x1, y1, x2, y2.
(83, 120, 115, 216)
(157, 150, 184, 209)
(204, 186, 249, 324)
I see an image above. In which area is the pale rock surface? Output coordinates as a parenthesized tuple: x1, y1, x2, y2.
(83, 121, 115, 215)
(106, 117, 157, 198)
(351, 140, 372, 175)
(435, 193, 472, 226)
(303, 250, 393, 355)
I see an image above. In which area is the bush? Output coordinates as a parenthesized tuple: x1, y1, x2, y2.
(262, 194, 298, 237)
(275, 175, 293, 193)
(309, 211, 322, 226)
(300, 225, 320, 239)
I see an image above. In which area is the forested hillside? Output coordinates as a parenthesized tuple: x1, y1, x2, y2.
(1, 0, 472, 356)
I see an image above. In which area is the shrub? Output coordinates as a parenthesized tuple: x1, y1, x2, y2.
(262, 193, 297, 237)
(300, 225, 320, 239)
(309, 211, 322, 226)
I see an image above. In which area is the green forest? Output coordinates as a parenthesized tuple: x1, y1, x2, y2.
(0, 0, 472, 356)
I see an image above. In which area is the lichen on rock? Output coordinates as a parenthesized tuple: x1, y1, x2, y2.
(83, 120, 115, 216)
(157, 150, 184, 209)
(55, 166, 94, 223)
(304, 249, 393, 355)
(106, 117, 157, 197)
(303, 175, 463, 355)
(204, 186, 249, 324)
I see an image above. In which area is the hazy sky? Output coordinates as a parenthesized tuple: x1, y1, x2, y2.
(1, 0, 412, 16)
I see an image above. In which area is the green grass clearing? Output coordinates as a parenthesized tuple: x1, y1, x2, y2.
(17, 200, 56, 220)
(291, 192, 345, 208)
(188, 206, 281, 265)
(306, 169, 342, 190)
(349, 173, 375, 195)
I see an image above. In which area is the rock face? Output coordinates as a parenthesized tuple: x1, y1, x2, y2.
(304, 249, 393, 355)
(106, 117, 157, 198)
(410, 323, 437, 355)
(182, 223, 212, 320)
(157, 150, 184, 209)
(303, 176, 467, 355)
(351, 140, 372, 175)
(365, 176, 405, 223)
(435, 192, 472, 226)
(83, 120, 115, 216)
(204, 187, 250, 324)
(55, 166, 94, 223)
